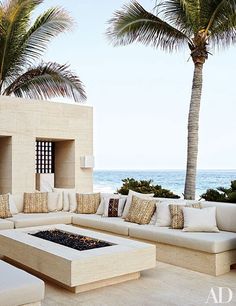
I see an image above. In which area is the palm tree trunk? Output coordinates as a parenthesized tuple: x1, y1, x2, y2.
(184, 62, 203, 200)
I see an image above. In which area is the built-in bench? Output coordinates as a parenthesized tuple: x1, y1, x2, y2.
(1, 193, 236, 276)
(0, 260, 45, 306)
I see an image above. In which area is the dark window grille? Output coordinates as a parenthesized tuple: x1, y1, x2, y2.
(35, 141, 55, 173)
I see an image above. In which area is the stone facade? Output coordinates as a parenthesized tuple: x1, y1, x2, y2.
(0, 96, 93, 194)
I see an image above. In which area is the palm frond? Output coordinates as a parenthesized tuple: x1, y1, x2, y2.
(22, 7, 73, 63)
(205, 0, 236, 32)
(1, 5, 73, 85)
(210, 12, 236, 48)
(107, 1, 190, 52)
(3, 62, 86, 102)
(0, 0, 43, 82)
(161, 0, 197, 35)
(202, 0, 236, 49)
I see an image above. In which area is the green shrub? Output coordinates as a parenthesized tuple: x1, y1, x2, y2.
(201, 180, 236, 203)
(117, 178, 180, 198)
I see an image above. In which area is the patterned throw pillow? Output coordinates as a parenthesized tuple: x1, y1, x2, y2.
(122, 190, 154, 218)
(169, 203, 202, 229)
(0, 194, 12, 219)
(103, 197, 126, 217)
(23, 192, 48, 213)
(125, 196, 156, 225)
(76, 193, 101, 214)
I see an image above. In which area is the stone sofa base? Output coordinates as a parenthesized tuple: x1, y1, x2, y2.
(75, 224, 236, 276)
(155, 242, 236, 276)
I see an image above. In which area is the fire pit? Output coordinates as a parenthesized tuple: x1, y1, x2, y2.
(30, 230, 112, 251)
(0, 225, 156, 293)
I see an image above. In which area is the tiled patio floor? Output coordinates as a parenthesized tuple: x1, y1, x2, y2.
(43, 262, 236, 306)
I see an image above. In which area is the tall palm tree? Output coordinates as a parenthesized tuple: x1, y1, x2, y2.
(107, 0, 236, 199)
(0, 0, 86, 102)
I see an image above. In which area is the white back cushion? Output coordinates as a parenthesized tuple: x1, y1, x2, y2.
(47, 192, 60, 212)
(12, 193, 24, 213)
(156, 200, 186, 227)
(53, 188, 75, 211)
(8, 194, 18, 215)
(202, 201, 236, 232)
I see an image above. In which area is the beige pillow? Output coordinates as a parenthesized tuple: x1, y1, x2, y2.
(122, 190, 154, 218)
(0, 194, 12, 219)
(169, 203, 202, 229)
(76, 193, 101, 214)
(125, 196, 156, 225)
(23, 192, 48, 213)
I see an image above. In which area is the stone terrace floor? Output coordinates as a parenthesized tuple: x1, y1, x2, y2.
(43, 262, 236, 306)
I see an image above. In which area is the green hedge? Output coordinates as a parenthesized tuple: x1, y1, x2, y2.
(201, 180, 236, 203)
(117, 178, 180, 198)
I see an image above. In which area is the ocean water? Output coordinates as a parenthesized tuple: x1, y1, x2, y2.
(94, 170, 236, 199)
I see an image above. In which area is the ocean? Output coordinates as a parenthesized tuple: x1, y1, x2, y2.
(94, 170, 236, 199)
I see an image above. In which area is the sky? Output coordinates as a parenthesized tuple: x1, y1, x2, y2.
(38, 0, 236, 170)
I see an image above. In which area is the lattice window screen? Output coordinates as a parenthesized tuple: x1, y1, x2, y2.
(35, 141, 55, 174)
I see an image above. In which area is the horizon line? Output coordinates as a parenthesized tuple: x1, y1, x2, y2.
(94, 168, 236, 171)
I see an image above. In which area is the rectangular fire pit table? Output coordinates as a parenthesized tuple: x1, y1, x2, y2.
(0, 224, 156, 293)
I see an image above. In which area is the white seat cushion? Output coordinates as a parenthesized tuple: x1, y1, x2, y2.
(129, 225, 236, 253)
(0, 260, 44, 306)
(72, 214, 136, 236)
(0, 219, 14, 230)
(7, 212, 73, 228)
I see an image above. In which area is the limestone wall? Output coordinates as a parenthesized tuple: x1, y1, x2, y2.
(0, 96, 93, 194)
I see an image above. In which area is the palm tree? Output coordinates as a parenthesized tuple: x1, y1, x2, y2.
(107, 0, 236, 199)
(0, 0, 86, 102)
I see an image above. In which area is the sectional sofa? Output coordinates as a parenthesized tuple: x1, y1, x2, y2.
(0, 193, 236, 276)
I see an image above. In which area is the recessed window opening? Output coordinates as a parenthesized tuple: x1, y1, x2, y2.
(35, 141, 55, 174)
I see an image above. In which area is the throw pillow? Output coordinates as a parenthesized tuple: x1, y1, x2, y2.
(96, 194, 123, 215)
(125, 196, 156, 225)
(149, 211, 157, 225)
(23, 192, 48, 213)
(122, 190, 154, 218)
(53, 188, 75, 211)
(103, 197, 126, 217)
(47, 192, 60, 212)
(156, 201, 186, 227)
(183, 206, 219, 232)
(63, 188, 76, 211)
(169, 203, 202, 229)
(96, 198, 105, 215)
(149, 201, 161, 225)
(8, 193, 18, 215)
(76, 193, 101, 214)
(0, 194, 12, 219)
(68, 192, 77, 212)
(52, 188, 63, 211)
